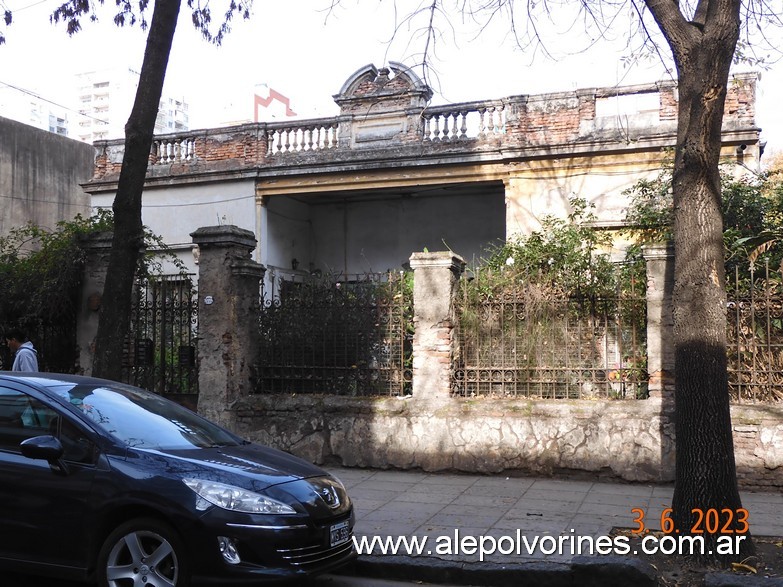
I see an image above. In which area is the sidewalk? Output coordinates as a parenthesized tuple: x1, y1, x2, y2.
(327, 467, 783, 586)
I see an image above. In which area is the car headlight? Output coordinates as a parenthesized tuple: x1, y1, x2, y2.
(183, 479, 296, 514)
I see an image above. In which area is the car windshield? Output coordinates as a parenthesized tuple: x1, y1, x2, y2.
(43, 381, 242, 450)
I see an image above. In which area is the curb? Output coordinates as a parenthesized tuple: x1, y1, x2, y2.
(345, 554, 781, 586)
(346, 554, 659, 587)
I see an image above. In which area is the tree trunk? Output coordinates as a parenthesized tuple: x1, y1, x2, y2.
(92, 0, 182, 380)
(645, 0, 755, 561)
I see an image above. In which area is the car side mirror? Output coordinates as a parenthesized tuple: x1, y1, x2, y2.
(20, 435, 69, 475)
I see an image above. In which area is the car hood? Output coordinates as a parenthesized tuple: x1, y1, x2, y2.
(137, 442, 326, 490)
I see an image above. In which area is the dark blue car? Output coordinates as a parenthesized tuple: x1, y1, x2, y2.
(0, 373, 355, 586)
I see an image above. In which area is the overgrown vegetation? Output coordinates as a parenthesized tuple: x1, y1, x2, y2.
(453, 164, 783, 403)
(622, 161, 783, 281)
(454, 197, 647, 399)
(0, 211, 185, 372)
(0, 212, 111, 330)
(472, 196, 618, 301)
(621, 160, 783, 403)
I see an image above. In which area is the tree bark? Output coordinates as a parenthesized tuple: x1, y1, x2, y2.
(645, 0, 754, 560)
(92, 0, 182, 380)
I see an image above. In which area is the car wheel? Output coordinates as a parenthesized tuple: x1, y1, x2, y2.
(97, 518, 190, 587)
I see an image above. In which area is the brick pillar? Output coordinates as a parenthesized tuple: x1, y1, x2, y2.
(76, 231, 114, 376)
(191, 225, 265, 429)
(409, 252, 466, 400)
(642, 243, 675, 400)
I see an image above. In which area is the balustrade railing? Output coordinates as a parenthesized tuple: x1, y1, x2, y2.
(151, 137, 196, 165)
(422, 101, 506, 142)
(137, 99, 511, 168)
(267, 121, 340, 155)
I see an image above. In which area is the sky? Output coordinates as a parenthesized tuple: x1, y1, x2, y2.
(1, 0, 781, 157)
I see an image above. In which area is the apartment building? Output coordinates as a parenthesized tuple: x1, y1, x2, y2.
(75, 67, 189, 142)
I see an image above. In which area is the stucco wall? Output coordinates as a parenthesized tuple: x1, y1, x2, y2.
(91, 179, 257, 274)
(232, 395, 782, 490)
(0, 116, 93, 236)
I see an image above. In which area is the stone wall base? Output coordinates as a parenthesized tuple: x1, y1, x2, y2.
(232, 396, 781, 490)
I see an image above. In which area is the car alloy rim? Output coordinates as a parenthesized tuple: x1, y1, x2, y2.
(105, 530, 179, 587)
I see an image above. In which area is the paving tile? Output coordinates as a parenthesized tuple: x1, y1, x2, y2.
(359, 508, 426, 524)
(651, 486, 675, 498)
(449, 494, 518, 508)
(743, 491, 783, 505)
(582, 491, 651, 508)
(425, 512, 502, 529)
(462, 485, 531, 500)
(472, 475, 536, 488)
(384, 500, 447, 517)
(392, 489, 460, 505)
(528, 478, 595, 491)
(493, 513, 574, 530)
(347, 487, 405, 503)
(576, 501, 633, 518)
(354, 521, 420, 536)
(402, 483, 471, 498)
(437, 503, 508, 518)
(521, 488, 589, 503)
(351, 498, 393, 513)
(509, 497, 583, 515)
(412, 524, 488, 541)
(329, 467, 377, 479)
(361, 469, 431, 482)
(588, 483, 655, 497)
(751, 525, 783, 537)
(565, 514, 622, 533)
(418, 474, 480, 485)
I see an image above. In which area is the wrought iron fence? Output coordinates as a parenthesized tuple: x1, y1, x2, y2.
(255, 271, 412, 396)
(728, 262, 783, 403)
(452, 268, 647, 399)
(121, 275, 198, 404)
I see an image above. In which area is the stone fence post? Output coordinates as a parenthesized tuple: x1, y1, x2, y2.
(76, 231, 114, 376)
(642, 243, 675, 400)
(409, 251, 466, 400)
(191, 225, 265, 429)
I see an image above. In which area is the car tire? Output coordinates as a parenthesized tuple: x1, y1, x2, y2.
(97, 517, 190, 587)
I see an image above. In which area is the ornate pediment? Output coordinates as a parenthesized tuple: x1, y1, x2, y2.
(333, 62, 433, 115)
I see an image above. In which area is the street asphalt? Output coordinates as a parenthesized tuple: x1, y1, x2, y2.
(329, 466, 783, 586)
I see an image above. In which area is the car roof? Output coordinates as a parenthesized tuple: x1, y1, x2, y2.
(0, 372, 117, 388)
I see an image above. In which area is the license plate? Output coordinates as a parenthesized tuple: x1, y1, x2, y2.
(329, 520, 350, 547)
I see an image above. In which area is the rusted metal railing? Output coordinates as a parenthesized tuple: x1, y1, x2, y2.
(451, 268, 647, 399)
(728, 261, 783, 403)
(256, 271, 412, 396)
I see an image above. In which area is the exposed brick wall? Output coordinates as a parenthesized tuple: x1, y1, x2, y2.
(89, 74, 759, 184)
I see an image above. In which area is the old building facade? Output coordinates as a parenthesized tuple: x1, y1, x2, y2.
(84, 63, 761, 286)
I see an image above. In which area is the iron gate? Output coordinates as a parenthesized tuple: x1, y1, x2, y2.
(256, 271, 412, 396)
(122, 275, 198, 406)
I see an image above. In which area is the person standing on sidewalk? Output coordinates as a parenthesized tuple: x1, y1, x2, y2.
(5, 328, 39, 372)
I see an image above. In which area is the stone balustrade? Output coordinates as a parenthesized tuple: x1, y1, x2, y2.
(89, 72, 758, 183)
(421, 100, 506, 141)
(266, 119, 341, 155)
(151, 136, 197, 165)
